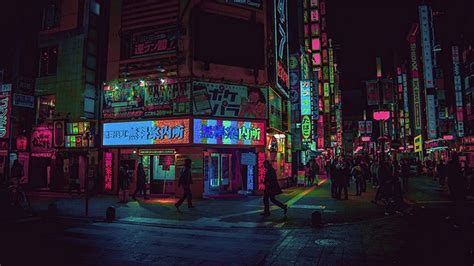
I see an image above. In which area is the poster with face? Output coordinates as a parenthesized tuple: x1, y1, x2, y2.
(192, 82, 267, 119)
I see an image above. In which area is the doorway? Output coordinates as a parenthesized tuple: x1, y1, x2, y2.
(204, 153, 232, 194)
(141, 154, 176, 194)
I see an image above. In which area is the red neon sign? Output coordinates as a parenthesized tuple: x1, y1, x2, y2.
(104, 152, 113, 191)
(257, 152, 266, 191)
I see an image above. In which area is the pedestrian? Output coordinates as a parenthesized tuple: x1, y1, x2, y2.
(312, 159, 320, 186)
(370, 160, 379, 188)
(175, 159, 194, 211)
(436, 160, 447, 188)
(337, 160, 350, 200)
(372, 161, 391, 204)
(118, 165, 131, 203)
(446, 153, 467, 227)
(10, 160, 24, 186)
(304, 162, 312, 187)
(133, 163, 149, 201)
(360, 161, 369, 192)
(68, 160, 81, 194)
(261, 160, 288, 216)
(401, 159, 410, 191)
(330, 159, 338, 198)
(351, 162, 363, 196)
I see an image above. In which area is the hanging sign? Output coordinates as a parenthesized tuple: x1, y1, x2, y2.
(104, 152, 113, 191)
(301, 115, 312, 141)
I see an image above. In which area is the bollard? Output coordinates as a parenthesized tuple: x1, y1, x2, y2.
(47, 203, 57, 216)
(311, 211, 322, 227)
(106, 206, 115, 222)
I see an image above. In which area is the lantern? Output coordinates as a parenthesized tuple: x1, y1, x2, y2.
(16, 135, 28, 151)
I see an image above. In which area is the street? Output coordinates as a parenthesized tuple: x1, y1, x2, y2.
(1, 175, 473, 265)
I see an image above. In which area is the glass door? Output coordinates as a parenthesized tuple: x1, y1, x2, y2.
(205, 153, 232, 193)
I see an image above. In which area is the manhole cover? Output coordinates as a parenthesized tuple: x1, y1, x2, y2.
(315, 239, 339, 246)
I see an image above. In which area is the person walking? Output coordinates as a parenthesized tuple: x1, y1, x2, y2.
(372, 161, 391, 204)
(133, 163, 149, 201)
(261, 160, 288, 216)
(118, 165, 131, 203)
(312, 159, 320, 186)
(330, 159, 338, 198)
(401, 159, 410, 191)
(10, 160, 24, 186)
(370, 160, 379, 188)
(446, 154, 467, 227)
(351, 162, 363, 196)
(337, 160, 350, 200)
(304, 162, 312, 187)
(175, 159, 194, 211)
(436, 160, 447, 188)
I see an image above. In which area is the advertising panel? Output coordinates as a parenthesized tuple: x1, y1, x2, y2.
(102, 119, 190, 146)
(366, 81, 379, 106)
(218, 0, 262, 8)
(300, 80, 311, 116)
(410, 37, 422, 133)
(289, 55, 300, 105)
(131, 30, 177, 58)
(31, 126, 53, 153)
(419, 6, 434, 89)
(0, 92, 11, 139)
(192, 82, 267, 119)
(382, 79, 395, 104)
(193, 119, 265, 146)
(452, 46, 464, 137)
(13, 93, 34, 108)
(402, 73, 410, 135)
(301, 115, 312, 142)
(104, 152, 113, 191)
(269, 88, 283, 130)
(274, 0, 289, 96)
(103, 79, 191, 119)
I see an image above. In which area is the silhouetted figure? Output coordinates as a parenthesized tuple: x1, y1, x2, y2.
(10, 160, 24, 186)
(446, 154, 467, 227)
(401, 159, 411, 191)
(330, 160, 338, 198)
(175, 159, 193, 211)
(133, 163, 149, 200)
(337, 160, 350, 200)
(261, 160, 287, 216)
(436, 160, 447, 187)
(118, 166, 131, 203)
(68, 161, 81, 194)
(373, 161, 392, 204)
(352, 162, 363, 196)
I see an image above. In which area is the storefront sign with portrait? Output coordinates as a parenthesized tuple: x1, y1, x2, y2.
(193, 118, 265, 146)
(31, 126, 53, 153)
(102, 119, 191, 146)
(103, 79, 191, 119)
(192, 82, 267, 119)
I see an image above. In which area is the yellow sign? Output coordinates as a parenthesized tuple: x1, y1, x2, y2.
(301, 115, 312, 140)
(414, 135, 423, 152)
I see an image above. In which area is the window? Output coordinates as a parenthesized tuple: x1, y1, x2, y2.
(39, 47, 58, 77)
(41, 2, 60, 30)
(37, 95, 56, 122)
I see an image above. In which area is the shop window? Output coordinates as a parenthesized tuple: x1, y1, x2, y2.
(39, 47, 58, 77)
(37, 95, 56, 122)
(41, 2, 60, 30)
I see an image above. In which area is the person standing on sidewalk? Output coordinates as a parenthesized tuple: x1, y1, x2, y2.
(312, 159, 320, 186)
(68, 160, 81, 195)
(261, 160, 287, 216)
(133, 163, 149, 201)
(401, 159, 410, 191)
(175, 159, 194, 211)
(370, 160, 379, 188)
(330, 159, 338, 198)
(304, 162, 312, 187)
(337, 160, 350, 200)
(351, 162, 363, 196)
(446, 153, 467, 227)
(118, 166, 131, 203)
(436, 160, 447, 188)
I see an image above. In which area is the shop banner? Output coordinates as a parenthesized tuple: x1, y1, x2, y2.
(269, 88, 283, 130)
(274, 0, 289, 96)
(301, 115, 312, 142)
(31, 126, 53, 153)
(289, 54, 300, 105)
(366, 81, 379, 106)
(104, 152, 113, 191)
(358, 121, 366, 135)
(103, 79, 191, 119)
(131, 29, 177, 58)
(102, 119, 190, 146)
(193, 119, 265, 146)
(0, 92, 11, 139)
(192, 82, 267, 119)
(300, 80, 311, 116)
(427, 95, 437, 138)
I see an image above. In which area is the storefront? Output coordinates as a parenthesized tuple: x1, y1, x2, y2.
(461, 136, 474, 168)
(424, 138, 449, 162)
(101, 117, 266, 198)
(29, 125, 54, 189)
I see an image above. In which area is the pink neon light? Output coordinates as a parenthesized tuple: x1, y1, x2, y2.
(311, 10, 319, 22)
(373, 111, 390, 121)
(312, 39, 321, 51)
(361, 136, 371, 142)
(443, 135, 454, 140)
(312, 53, 321, 66)
(257, 152, 266, 191)
(104, 152, 113, 191)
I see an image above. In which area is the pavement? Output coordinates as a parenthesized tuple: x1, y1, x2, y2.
(1, 175, 473, 265)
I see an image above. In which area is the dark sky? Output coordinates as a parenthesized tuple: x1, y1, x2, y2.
(327, 0, 474, 116)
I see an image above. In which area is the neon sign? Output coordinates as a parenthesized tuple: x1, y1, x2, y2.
(410, 37, 422, 133)
(193, 119, 265, 146)
(274, 0, 289, 95)
(257, 152, 265, 190)
(300, 81, 311, 116)
(102, 119, 190, 146)
(0, 92, 11, 139)
(104, 152, 113, 191)
(301, 115, 312, 141)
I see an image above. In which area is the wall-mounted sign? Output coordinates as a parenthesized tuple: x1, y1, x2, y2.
(16, 135, 28, 151)
(192, 82, 267, 119)
(131, 29, 177, 58)
(218, 0, 262, 8)
(257, 152, 266, 190)
(102, 119, 191, 146)
(139, 149, 176, 156)
(104, 152, 113, 191)
(193, 119, 265, 146)
(241, 152, 257, 165)
(13, 93, 34, 108)
(414, 134, 423, 153)
(410, 36, 422, 134)
(0, 92, 11, 139)
(301, 115, 311, 141)
(65, 135, 94, 148)
(103, 79, 191, 119)
(269, 88, 283, 130)
(452, 46, 464, 137)
(366, 81, 379, 106)
(274, 0, 289, 96)
(300, 80, 311, 116)
(31, 126, 53, 153)
(53, 121, 65, 147)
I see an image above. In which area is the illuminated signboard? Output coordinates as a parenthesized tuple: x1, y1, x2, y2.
(257, 152, 266, 190)
(452, 46, 464, 137)
(301, 115, 312, 141)
(67, 122, 91, 135)
(65, 122, 95, 148)
(65, 135, 94, 148)
(0, 92, 11, 139)
(31, 126, 53, 153)
(402, 73, 411, 136)
(300, 81, 311, 115)
(104, 152, 113, 191)
(410, 37, 422, 133)
(131, 30, 177, 58)
(414, 135, 423, 153)
(274, 0, 289, 96)
(218, 0, 262, 8)
(102, 119, 190, 146)
(193, 119, 265, 146)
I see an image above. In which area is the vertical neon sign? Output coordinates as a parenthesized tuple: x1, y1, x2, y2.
(452, 46, 464, 137)
(409, 36, 422, 134)
(257, 152, 266, 190)
(274, 0, 289, 96)
(104, 152, 113, 191)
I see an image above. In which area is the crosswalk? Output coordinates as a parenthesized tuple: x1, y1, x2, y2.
(47, 221, 287, 265)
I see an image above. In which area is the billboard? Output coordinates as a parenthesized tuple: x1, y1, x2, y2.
(300, 80, 312, 116)
(102, 119, 191, 146)
(366, 81, 379, 106)
(193, 119, 265, 146)
(192, 82, 267, 119)
(274, 0, 289, 96)
(452, 46, 464, 137)
(410, 36, 422, 133)
(131, 30, 177, 58)
(103, 79, 191, 119)
(419, 6, 434, 89)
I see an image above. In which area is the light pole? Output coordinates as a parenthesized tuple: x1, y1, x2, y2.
(82, 120, 93, 216)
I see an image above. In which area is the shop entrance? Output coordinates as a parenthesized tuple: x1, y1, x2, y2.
(204, 153, 232, 194)
(141, 154, 176, 195)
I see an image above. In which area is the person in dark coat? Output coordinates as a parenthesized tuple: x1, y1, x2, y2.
(437, 160, 447, 187)
(446, 154, 467, 227)
(373, 161, 392, 204)
(118, 165, 131, 203)
(312, 159, 320, 186)
(336, 160, 350, 200)
(330, 160, 338, 198)
(352, 162, 363, 196)
(261, 160, 288, 216)
(10, 160, 24, 186)
(175, 159, 193, 210)
(133, 163, 149, 200)
(401, 159, 411, 190)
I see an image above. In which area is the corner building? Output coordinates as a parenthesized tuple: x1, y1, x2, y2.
(103, 0, 292, 198)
